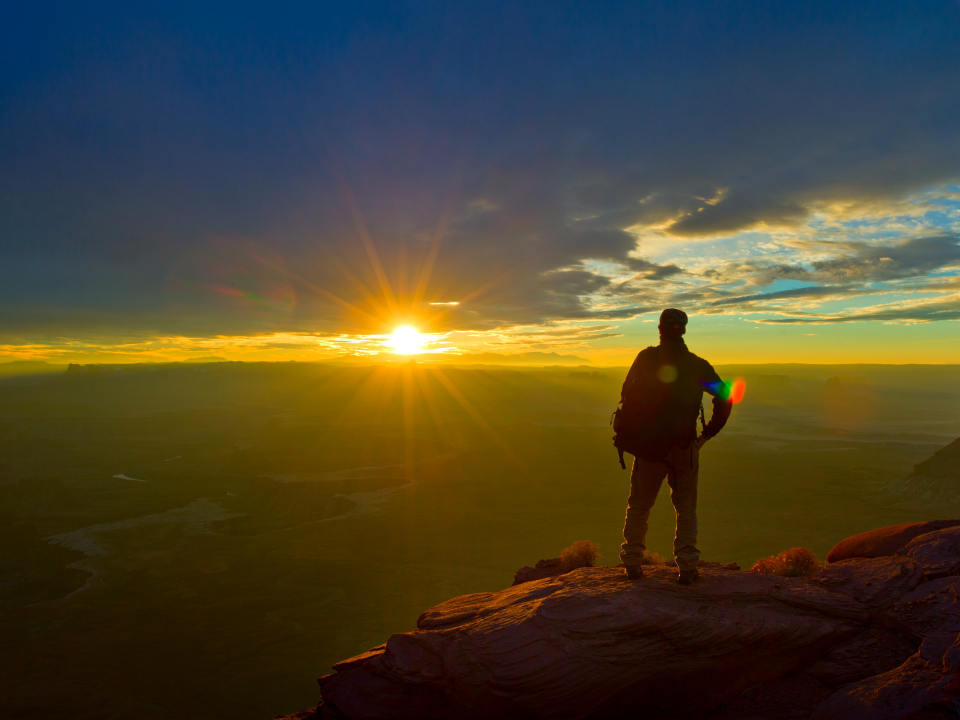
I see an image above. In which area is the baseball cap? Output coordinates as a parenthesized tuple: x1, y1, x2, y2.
(659, 308, 688, 332)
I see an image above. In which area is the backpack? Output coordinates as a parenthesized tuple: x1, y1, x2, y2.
(611, 346, 706, 468)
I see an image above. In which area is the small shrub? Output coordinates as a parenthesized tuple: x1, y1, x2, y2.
(640, 551, 669, 565)
(560, 540, 601, 570)
(750, 547, 825, 577)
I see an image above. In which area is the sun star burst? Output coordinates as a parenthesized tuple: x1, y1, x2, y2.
(388, 326, 425, 354)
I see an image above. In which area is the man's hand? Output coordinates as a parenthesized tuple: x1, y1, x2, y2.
(697, 435, 708, 450)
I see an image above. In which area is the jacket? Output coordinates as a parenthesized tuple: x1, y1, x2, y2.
(617, 338, 731, 462)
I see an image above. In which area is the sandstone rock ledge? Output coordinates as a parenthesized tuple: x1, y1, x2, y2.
(283, 522, 960, 719)
(320, 565, 868, 719)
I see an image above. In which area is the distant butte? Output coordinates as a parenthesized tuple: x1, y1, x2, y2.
(275, 520, 960, 720)
(887, 436, 960, 505)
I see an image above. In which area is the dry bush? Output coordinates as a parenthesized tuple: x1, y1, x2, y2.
(640, 551, 669, 565)
(560, 540, 601, 570)
(750, 547, 825, 577)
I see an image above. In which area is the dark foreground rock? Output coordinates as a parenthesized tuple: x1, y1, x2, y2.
(805, 627, 917, 689)
(276, 520, 960, 719)
(513, 557, 741, 586)
(811, 556, 924, 609)
(512, 557, 566, 585)
(273, 705, 322, 719)
(881, 577, 960, 644)
(898, 525, 960, 579)
(827, 520, 960, 563)
(812, 633, 960, 719)
(319, 565, 866, 719)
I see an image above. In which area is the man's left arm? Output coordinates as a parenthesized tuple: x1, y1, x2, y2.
(698, 360, 732, 445)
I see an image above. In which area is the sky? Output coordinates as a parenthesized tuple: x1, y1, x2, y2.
(2, 1, 960, 365)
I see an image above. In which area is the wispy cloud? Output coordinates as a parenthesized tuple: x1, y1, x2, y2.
(757, 294, 960, 325)
(705, 284, 863, 308)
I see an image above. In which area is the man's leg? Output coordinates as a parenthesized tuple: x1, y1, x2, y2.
(666, 443, 700, 573)
(620, 456, 668, 567)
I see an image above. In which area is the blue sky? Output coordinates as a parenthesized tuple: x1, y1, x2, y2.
(1, 1, 959, 363)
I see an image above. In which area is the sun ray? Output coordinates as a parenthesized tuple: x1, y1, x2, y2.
(431, 368, 517, 461)
(285, 266, 383, 327)
(413, 366, 456, 446)
(456, 271, 511, 305)
(331, 365, 393, 427)
(241, 246, 386, 329)
(324, 252, 393, 320)
(369, 366, 403, 430)
(401, 362, 417, 478)
(336, 177, 400, 317)
(412, 177, 459, 309)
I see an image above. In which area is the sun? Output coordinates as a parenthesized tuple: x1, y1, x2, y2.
(387, 326, 425, 355)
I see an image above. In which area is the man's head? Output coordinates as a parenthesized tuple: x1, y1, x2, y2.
(659, 308, 688, 339)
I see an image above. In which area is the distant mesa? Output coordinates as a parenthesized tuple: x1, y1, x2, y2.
(886, 436, 960, 504)
(343, 351, 592, 367)
(447, 351, 591, 366)
(821, 376, 874, 403)
(277, 520, 960, 720)
(753, 374, 790, 389)
(913, 437, 960, 480)
(0, 360, 59, 370)
(821, 376, 878, 429)
(0, 360, 67, 385)
(183, 356, 230, 363)
(568, 370, 604, 380)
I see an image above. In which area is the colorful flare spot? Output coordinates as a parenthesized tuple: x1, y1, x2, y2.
(168, 237, 297, 319)
(701, 378, 747, 404)
(729, 379, 746, 404)
(657, 364, 678, 383)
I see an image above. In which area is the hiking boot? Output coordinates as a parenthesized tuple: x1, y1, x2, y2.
(625, 565, 644, 580)
(678, 568, 699, 585)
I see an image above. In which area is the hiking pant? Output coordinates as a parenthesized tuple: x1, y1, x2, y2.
(620, 442, 700, 572)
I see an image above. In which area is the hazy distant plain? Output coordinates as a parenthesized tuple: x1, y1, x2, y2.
(1, 361, 958, 719)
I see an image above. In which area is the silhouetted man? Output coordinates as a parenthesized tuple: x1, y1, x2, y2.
(617, 308, 732, 584)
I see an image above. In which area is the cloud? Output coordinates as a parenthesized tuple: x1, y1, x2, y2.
(679, 235, 960, 292)
(806, 236, 960, 282)
(665, 193, 809, 237)
(706, 284, 862, 308)
(623, 258, 684, 280)
(757, 294, 960, 324)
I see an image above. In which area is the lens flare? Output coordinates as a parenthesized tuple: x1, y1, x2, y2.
(168, 236, 296, 319)
(388, 326, 425, 355)
(657, 364, 678, 383)
(702, 378, 747, 404)
(728, 378, 746, 403)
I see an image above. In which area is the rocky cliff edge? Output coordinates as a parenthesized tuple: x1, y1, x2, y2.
(279, 521, 960, 720)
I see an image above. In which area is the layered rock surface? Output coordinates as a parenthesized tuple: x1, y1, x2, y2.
(826, 520, 960, 563)
(283, 520, 960, 719)
(811, 633, 960, 720)
(898, 526, 960, 579)
(320, 566, 869, 719)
